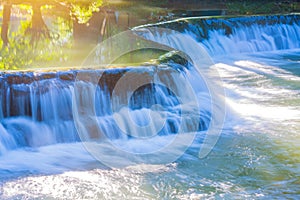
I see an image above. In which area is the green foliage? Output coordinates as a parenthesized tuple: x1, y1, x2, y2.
(0, 16, 71, 70)
(0, 0, 105, 70)
(0, 21, 32, 70)
(226, 0, 297, 15)
(2, 0, 298, 70)
(66, 0, 104, 23)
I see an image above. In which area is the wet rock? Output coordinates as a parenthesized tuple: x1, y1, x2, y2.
(22, 72, 35, 84)
(58, 71, 76, 81)
(157, 50, 190, 69)
(37, 72, 57, 80)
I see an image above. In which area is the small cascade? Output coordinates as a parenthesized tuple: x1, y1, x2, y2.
(0, 65, 211, 155)
(3, 14, 298, 157)
(1, 14, 300, 199)
(135, 14, 300, 55)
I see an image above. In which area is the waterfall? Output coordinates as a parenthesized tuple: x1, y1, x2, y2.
(1, 13, 300, 199)
(135, 14, 300, 56)
(200, 21, 300, 55)
(0, 66, 210, 156)
(1, 14, 299, 157)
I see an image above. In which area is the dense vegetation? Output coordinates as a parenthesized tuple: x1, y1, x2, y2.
(0, 0, 299, 69)
(226, 0, 299, 15)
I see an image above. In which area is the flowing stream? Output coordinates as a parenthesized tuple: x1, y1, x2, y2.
(0, 15, 300, 199)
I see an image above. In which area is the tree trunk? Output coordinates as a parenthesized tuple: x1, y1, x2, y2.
(31, 4, 47, 31)
(1, 3, 12, 47)
(28, 4, 50, 44)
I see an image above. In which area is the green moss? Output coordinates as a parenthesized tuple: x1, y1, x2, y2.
(112, 48, 168, 66)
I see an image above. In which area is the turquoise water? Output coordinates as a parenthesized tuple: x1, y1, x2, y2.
(1, 16, 300, 199)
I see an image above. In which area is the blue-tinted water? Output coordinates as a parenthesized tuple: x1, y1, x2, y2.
(1, 15, 300, 199)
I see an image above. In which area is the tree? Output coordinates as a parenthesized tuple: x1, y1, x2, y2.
(1, 3, 12, 47)
(0, 0, 104, 47)
(0, 0, 104, 69)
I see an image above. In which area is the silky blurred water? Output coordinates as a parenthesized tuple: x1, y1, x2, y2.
(0, 49, 299, 199)
(1, 15, 300, 199)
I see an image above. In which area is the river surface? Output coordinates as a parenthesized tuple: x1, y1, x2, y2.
(0, 15, 300, 199)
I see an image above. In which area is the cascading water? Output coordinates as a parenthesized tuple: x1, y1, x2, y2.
(0, 66, 210, 156)
(135, 14, 300, 55)
(1, 14, 300, 199)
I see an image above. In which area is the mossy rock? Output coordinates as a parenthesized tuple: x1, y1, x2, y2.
(157, 50, 191, 69)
